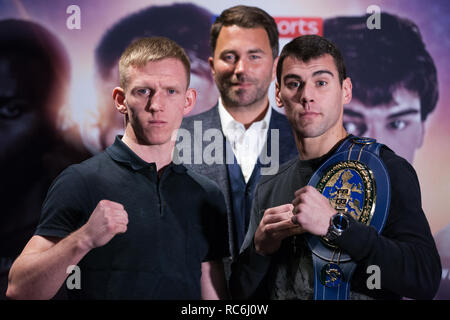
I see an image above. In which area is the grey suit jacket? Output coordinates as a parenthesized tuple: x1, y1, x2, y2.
(179, 104, 298, 259)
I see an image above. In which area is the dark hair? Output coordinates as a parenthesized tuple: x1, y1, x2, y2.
(210, 5, 279, 59)
(276, 35, 347, 86)
(95, 3, 213, 81)
(324, 13, 438, 121)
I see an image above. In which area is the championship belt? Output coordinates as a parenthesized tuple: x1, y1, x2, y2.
(305, 136, 391, 300)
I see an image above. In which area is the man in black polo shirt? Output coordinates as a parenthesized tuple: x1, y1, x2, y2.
(6, 37, 229, 299)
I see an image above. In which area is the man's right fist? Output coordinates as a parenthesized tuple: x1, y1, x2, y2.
(254, 204, 304, 256)
(80, 200, 128, 250)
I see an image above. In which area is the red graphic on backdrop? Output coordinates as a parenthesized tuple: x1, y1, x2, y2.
(274, 17, 323, 37)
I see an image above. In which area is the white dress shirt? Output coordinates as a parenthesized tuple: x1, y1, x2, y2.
(218, 98, 271, 183)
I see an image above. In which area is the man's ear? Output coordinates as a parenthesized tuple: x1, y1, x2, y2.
(208, 57, 215, 77)
(112, 87, 127, 114)
(342, 77, 353, 105)
(271, 56, 279, 82)
(183, 88, 197, 116)
(275, 81, 284, 108)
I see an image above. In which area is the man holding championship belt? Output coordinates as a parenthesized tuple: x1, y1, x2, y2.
(229, 35, 441, 300)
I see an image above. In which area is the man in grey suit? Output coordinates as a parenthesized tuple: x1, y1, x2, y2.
(179, 5, 297, 268)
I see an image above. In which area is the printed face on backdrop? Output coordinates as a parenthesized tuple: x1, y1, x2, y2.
(343, 88, 424, 163)
(209, 25, 276, 108)
(0, 56, 49, 169)
(116, 58, 196, 146)
(276, 54, 351, 139)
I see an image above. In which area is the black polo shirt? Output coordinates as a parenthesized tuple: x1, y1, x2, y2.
(35, 136, 229, 299)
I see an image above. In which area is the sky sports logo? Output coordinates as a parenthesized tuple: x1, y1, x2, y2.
(274, 17, 323, 37)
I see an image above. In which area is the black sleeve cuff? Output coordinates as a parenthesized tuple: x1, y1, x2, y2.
(332, 220, 379, 261)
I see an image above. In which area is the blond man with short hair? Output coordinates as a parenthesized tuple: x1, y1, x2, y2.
(6, 37, 229, 300)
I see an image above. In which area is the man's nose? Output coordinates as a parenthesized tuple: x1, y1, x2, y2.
(300, 82, 315, 108)
(366, 122, 386, 142)
(147, 91, 164, 112)
(234, 58, 247, 75)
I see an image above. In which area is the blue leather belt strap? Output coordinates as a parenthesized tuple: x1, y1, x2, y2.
(306, 136, 391, 300)
(313, 256, 357, 300)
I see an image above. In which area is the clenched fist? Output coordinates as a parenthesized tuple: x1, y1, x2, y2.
(254, 204, 304, 256)
(80, 200, 128, 250)
(291, 186, 336, 236)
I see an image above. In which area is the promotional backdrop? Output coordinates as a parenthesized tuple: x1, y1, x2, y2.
(0, 0, 449, 299)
